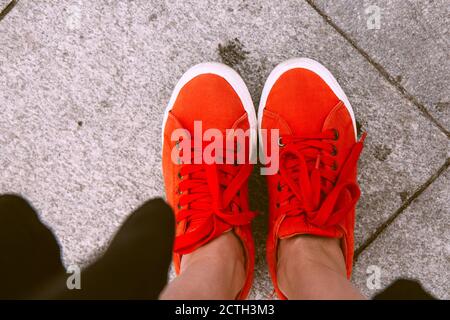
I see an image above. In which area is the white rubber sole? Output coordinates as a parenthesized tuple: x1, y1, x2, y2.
(257, 58, 358, 145)
(162, 62, 257, 161)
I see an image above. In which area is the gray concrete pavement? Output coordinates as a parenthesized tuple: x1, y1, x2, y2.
(353, 166, 450, 299)
(312, 0, 450, 129)
(0, 0, 448, 299)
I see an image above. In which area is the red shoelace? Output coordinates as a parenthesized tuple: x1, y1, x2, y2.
(173, 142, 256, 255)
(277, 129, 366, 228)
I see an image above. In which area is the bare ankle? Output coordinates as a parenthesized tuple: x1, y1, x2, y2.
(180, 231, 246, 296)
(277, 235, 347, 295)
(182, 232, 244, 266)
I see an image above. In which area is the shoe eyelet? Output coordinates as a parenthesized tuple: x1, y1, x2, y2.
(277, 182, 282, 192)
(276, 202, 280, 208)
(177, 203, 182, 210)
(177, 189, 183, 195)
(278, 137, 285, 147)
(331, 161, 338, 171)
(178, 172, 183, 179)
(331, 145, 338, 156)
(333, 129, 339, 141)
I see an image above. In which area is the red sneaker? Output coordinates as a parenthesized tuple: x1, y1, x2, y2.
(258, 58, 366, 299)
(162, 63, 257, 299)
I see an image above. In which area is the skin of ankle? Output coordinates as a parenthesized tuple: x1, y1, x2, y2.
(277, 235, 347, 296)
(180, 231, 246, 295)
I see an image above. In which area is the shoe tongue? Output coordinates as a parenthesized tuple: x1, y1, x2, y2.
(183, 168, 237, 233)
(184, 171, 214, 232)
(186, 216, 207, 234)
(277, 215, 341, 239)
(185, 204, 235, 236)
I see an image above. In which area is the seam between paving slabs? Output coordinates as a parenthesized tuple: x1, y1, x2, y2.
(303, 0, 450, 258)
(354, 157, 449, 260)
(1, 1, 447, 136)
(0, 0, 17, 23)
(2, 0, 447, 259)
(305, 0, 450, 138)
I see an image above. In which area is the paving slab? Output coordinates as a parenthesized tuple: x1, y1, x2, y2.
(352, 166, 450, 299)
(0, 0, 448, 299)
(312, 0, 450, 130)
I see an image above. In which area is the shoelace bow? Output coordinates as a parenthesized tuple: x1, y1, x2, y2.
(277, 129, 366, 228)
(174, 143, 256, 255)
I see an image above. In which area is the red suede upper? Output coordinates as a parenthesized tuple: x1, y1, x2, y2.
(261, 68, 365, 299)
(171, 74, 247, 134)
(162, 73, 255, 300)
